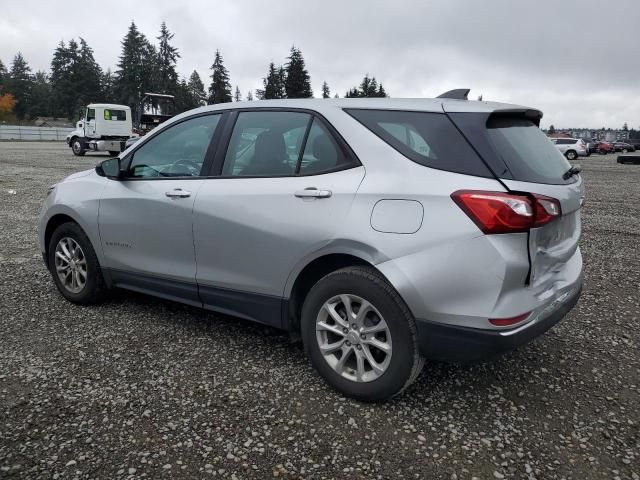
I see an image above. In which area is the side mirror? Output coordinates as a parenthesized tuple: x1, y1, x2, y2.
(96, 158, 122, 179)
(77, 121, 84, 129)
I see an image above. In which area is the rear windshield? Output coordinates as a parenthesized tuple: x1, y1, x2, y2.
(486, 117, 572, 184)
(345, 109, 492, 177)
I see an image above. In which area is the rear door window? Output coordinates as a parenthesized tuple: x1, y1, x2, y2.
(345, 109, 491, 177)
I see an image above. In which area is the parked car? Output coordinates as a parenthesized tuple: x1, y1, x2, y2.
(627, 139, 640, 150)
(612, 142, 635, 153)
(593, 141, 615, 154)
(550, 138, 588, 159)
(39, 96, 583, 401)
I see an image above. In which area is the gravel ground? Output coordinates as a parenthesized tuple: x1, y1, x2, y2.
(0, 142, 638, 480)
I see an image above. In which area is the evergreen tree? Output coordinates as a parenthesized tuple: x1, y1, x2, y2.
(334, 93, 339, 99)
(76, 38, 102, 110)
(114, 22, 159, 118)
(174, 77, 198, 112)
(29, 70, 52, 117)
(284, 46, 312, 98)
(234, 86, 242, 102)
(548, 125, 556, 135)
(5, 52, 33, 119)
(156, 22, 180, 94)
(246, 91, 253, 101)
(321, 81, 330, 99)
(257, 62, 286, 99)
(187, 70, 206, 106)
(207, 49, 232, 104)
(345, 74, 388, 98)
(101, 69, 116, 103)
(622, 122, 628, 131)
(0, 59, 7, 87)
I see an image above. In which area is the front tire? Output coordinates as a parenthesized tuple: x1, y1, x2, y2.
(71, 137, 86, 156)
(565, 150, 577, 160)
(48, 222, 106, 304)
(301, 266, 424, 402)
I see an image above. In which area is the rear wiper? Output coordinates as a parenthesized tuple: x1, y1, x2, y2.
(562, 165, 582, 180)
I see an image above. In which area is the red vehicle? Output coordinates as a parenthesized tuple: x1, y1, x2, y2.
(593, 141, 615, 154)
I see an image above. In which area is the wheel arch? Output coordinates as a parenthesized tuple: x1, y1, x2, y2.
(285, 247, 391, 334)
(44, 213, 81, 261)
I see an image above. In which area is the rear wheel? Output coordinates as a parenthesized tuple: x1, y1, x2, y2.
(565, 150, 577, 160)
(301, 266, 424, 402)
(71, 137, 85, 156)
(48, 222, 106, 304)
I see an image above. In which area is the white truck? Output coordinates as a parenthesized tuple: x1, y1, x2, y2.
(66, 104, 137, 156)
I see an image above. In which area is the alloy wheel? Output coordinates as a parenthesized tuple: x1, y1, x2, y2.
(316, 294, 392, 383)
(54, 237, 87, 294)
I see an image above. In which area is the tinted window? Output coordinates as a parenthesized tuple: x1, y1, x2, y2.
(104, 109, 127, 121)
(222, 111, 310, 176)
(486, 117, 571, 184)
(128, 114, 220, 178)
(346, 109, 491, 177)
(299, 118, 350, 175)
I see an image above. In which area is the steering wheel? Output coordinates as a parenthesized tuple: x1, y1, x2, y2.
(165, 158, 201, 176)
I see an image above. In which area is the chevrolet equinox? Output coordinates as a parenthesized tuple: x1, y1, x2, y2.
(39, 91, 583, 401)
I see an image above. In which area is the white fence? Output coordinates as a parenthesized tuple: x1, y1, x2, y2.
(0, 125, 69, 141)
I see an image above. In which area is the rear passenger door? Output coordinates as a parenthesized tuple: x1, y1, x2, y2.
(192, 109, 365, 326)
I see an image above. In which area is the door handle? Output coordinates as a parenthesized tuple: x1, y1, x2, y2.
(294, 188, 332, 199)
(165, 188, 192, 198)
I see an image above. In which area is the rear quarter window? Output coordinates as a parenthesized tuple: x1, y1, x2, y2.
(345, 109, 492, 177)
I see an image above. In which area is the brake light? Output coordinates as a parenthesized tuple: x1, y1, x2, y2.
(451, 190, 561, 234)
(489, 312, 531, 327)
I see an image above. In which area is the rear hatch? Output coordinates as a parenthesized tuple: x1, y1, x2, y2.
(446, 108, 584, 290)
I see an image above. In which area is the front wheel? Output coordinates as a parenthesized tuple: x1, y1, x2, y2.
(48, 222, 106, 304)
(71, 138, 86, 156)
(565, 150, 577, 160)
(301, 266, 424, 402)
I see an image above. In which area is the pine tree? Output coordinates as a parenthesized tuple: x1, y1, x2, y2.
(207, 50, 232, 104)
(156, 22, 180, 94)
(622, 122, 628, 131)
(101, 69, 116, 103)
(114, 22, 159, 118)
(321, 81, 330, 99)
(0, 59, 7, 87)
(345, 74, 388, 98)
(284, 46, 312, 98)
(174, 77, 197, 112)
(76, 38, 102, 110)
(548, 125, 556, 135)
(29, 70, 52, 117)
(234, 86, 241, 102)
(257, 62, 286, 99)
(5, 52, 33, 119)
(246, 91, 253, 101)
(187, 70, 206, 106)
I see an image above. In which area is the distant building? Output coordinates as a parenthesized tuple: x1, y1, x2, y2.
(547, 128, 630, 142)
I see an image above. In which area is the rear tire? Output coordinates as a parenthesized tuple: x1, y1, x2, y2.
(71, 137, 86, 156)
(48, 222, 106, 304)
(301, 266, 424, 402)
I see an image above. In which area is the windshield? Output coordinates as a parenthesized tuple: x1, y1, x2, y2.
(486, 117, 573, 185)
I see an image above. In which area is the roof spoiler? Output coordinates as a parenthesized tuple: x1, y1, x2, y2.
(437, 89, 470, 100)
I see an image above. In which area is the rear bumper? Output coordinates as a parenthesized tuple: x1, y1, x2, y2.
(415, 282, 582, 363)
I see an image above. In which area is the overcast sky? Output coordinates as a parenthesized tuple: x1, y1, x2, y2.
(1, 0, 638, 128)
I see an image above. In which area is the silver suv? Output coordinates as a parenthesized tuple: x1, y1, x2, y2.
(551, 137, 588, 160)
(39, 95, 584, 401)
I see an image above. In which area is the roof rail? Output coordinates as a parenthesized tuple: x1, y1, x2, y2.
(436, 89, 470, 100)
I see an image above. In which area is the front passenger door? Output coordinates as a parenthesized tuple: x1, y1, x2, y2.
(98, 113, 222, 305)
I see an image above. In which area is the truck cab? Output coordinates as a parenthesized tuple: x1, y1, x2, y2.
(66, 104, 135, 156)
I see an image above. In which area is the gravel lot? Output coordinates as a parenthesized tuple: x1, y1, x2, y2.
(0, 141, 638, 479)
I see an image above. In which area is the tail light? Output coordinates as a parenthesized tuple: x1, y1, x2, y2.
(489, 312, 531, 327)
(451, 190, 561, 234)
